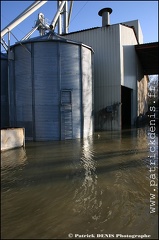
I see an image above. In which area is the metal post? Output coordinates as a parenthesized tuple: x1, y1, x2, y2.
(57, 1, 62, 34)
(7, 31, 11, 126)
(50, 1, 66, 31)
(63, 1, 68, 34)
(68, 1, 74, 26)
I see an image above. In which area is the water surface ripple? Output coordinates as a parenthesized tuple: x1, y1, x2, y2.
(1, 128, 158, 239)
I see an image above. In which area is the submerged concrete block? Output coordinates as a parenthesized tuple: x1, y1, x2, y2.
(1, 128, 25, 151)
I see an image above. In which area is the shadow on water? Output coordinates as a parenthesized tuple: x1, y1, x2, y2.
(1, 152, 147, 190)
(1, 127, 158, 239)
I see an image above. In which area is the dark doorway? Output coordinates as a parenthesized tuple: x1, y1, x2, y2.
(121, 86, 132, 128)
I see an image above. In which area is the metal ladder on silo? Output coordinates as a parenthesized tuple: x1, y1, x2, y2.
(60, 90, 73, 140)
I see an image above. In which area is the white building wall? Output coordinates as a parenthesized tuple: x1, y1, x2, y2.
(122, 20, 143, 44)
(120, 22, 145, 125)
(120, 24, 139, 125)
(64, 20, 144, 130)
(82, 46, 94, 138)
(64, 25, 121, 130)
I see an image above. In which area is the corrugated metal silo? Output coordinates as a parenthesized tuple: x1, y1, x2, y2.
(1, 53, 9, 128)
(8, 33, 94, 141)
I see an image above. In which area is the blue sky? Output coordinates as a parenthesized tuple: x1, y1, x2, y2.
(1, 1, 158, 53)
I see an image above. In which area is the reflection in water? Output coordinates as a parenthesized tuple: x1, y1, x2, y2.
(1, 147, 27, 168)
(73, 137, 103, 221)
(1, 148, 28, 192)
(1, 128, 158, 239)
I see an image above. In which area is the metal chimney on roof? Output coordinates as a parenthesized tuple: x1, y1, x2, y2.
(98, 8, 112, 26)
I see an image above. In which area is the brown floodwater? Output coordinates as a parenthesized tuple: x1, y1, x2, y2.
(1, 127, 158, 239)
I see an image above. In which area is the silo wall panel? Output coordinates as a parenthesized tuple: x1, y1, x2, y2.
(33, 42, 60, 140)
(8, 59, 15, 127)
(72, 89, 81, 139)
(81, 47, 93, 137)
(34, 105, 59, 139)
(60, 43, 81, 89)
(14, 44, 31, 75)
(10, 38, 93, 140)
(14, 45, 33, 139)
(16, 75, 32, 106)
(72, 90, 81, 130)
(15, 74, 33, 137)
(60, 43, 82, 139)
(1, 55, 9, 128)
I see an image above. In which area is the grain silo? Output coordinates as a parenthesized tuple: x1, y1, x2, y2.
(8, 32, 94, 141)
(1, 53, 9, 128)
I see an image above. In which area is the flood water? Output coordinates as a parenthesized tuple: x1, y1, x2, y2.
(1, 127, 158, 239)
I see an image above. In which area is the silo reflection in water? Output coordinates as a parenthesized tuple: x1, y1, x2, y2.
(73, 137, 103, 222)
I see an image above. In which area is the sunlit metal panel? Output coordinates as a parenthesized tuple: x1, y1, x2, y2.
(64, 22, 143, 130)
(9, 33, 94, 140)
(64, 26, 121, 130)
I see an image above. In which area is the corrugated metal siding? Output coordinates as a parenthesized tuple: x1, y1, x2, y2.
(64, 23, 142, 129)
(60, 43, 81, 139)
(60, 90, 73, 140)
(1, 54, 9, 128)
(82, 46, 93, 137)
(8, 59, 15, 127)
(34, 42, 59, 140)
(9, 39, 93, 140)
(64, 26, 121, 130)
(14, 45, 33, 139)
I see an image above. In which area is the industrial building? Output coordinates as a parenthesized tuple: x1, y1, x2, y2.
(1, 1, 94, 141)
(63, 7, 155, 130)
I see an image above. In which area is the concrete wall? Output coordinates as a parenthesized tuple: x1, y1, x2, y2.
(1, 128, 25, 151)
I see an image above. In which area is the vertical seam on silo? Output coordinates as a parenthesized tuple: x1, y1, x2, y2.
(8, 54, 13, 126)
(8, 56, 11, 126)
(71, 89, 73, 139)
(58, 42, 62, 140)
(31, 43, 35, 141)
(80, 46, 83, 139)
(135, 51, 138, 121)
(92, 51, 94, 132)
(13, 51, 16, 126)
